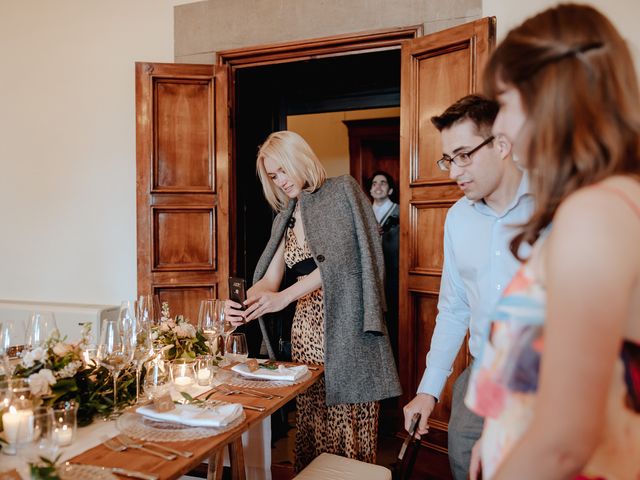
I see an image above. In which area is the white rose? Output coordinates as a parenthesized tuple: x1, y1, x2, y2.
(21, 347, 45, 368)
(159, 322, 170, 332)
(52, 342, 71, 357)
(151, 331, 159, 340)
(185, 323, 196, 338)
(175, 324, 189, 338)
(29, 369, 56, 396)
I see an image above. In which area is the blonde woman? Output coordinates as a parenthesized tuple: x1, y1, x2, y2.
(225, 131, 401, 470)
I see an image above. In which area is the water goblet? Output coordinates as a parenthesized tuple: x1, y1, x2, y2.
(225, 333, 249, 364)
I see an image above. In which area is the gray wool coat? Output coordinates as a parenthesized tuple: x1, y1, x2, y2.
(255, 175, 402, 405)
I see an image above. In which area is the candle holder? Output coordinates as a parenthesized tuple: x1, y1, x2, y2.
(196, 356, 215, 386)
(52, 401, 77, 447)
(143, 357, 170, 400)
(2, 395, 34, 455)
(169, 360, 196, 393)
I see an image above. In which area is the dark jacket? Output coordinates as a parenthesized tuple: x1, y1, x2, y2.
(255, 175, 402, 405)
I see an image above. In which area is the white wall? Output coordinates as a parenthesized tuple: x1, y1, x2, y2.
(483, 0, 640, 74)
(0, 1, 189, 305)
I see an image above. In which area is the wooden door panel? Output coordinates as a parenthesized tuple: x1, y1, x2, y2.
(137, 62, 230, 325)
(155, 80, 213, 191)
(412, 203, 447, 274)
(153, 207, 215, 270)
(399, 17, 495, 455)
(156, 286, 216, 325)
(417, 48, 474, 183)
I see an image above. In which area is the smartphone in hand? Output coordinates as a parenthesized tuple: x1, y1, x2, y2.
(228, 277, 247, 310)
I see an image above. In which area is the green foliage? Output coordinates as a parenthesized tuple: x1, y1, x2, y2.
(29, 455, 62, 480)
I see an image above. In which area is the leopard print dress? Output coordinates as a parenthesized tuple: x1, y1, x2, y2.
(284, 226, 380, 472)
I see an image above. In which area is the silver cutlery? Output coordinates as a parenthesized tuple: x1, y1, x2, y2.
(117, 434, 193, 458)
(65, 463, 158, 480)
(115, 435, 177, 460)
(221, 388, 274, 400)
(111, 467, 159, 480)
(243, 387, 284, 399)
(241, 404, 266, 412)
(103, 438, 127, 452)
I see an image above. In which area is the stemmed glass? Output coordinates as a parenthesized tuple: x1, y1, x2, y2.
(129, 301, 155, 403)
(221, 302, 237, 356)
(198, 300, 224, 355)
(97, 318, 133, 416)
(137, 294, 162, 326)
(25, 311, 58, 350)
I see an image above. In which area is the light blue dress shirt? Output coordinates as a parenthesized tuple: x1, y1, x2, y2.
(417, 173, 534, 398)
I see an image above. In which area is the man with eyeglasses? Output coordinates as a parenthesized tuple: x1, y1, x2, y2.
(402, 94, 533, 480)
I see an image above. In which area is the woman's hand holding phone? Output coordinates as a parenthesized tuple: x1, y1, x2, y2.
(224, 300, 246, 326)
(243, 291, 291, 322)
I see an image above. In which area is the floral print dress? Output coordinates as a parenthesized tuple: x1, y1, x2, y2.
(465, 256, 640, 479)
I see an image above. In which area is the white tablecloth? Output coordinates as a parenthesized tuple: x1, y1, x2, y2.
(1, 379, 272, 480)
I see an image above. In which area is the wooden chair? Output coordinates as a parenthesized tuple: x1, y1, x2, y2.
(293, 453, 392, 480)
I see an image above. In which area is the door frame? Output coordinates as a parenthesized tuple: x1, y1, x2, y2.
(217, 25, 422, 68)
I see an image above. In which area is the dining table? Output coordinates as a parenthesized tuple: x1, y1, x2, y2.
(1, 362, 324, 480)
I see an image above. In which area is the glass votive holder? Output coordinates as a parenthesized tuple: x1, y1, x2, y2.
(196, 356, 215, 386)
(31, 405, 58, 459)
(2, 396, 35, 455)
(169, 360, 196, 392)
(144, 358, 170, 400)
(52, 401, 77, 447)
(81, 344, 98, 368)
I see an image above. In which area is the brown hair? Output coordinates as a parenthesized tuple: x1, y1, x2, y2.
(256, 131, 327, 212)
(431, 94, 499, 138)
(484, 4, 640, 258)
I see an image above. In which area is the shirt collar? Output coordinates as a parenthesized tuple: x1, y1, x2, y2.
(467, 170, 532, 217)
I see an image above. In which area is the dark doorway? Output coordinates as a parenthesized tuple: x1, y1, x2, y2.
(233, 49, 401, 283)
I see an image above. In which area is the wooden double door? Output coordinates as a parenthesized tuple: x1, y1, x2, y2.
(136, 18, 494, 455)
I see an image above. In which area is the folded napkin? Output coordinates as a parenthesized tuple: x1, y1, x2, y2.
(231, 363, 309, 381)
(137, 402, 243, 427)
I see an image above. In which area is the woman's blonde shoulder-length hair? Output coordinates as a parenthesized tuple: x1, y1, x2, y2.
(256, 131, 327, 212)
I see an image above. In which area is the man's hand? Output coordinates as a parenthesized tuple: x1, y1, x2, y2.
(469, 436, 483, 480)
(403, 393, 436, 438)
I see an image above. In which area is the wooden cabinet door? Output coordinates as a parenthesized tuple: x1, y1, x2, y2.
(398, 18, 495, 452)
(135, 63, 230, 323)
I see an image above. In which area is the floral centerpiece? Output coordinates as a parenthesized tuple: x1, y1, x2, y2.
(153, 302, 211, 361)
(11, 324, 136, 426)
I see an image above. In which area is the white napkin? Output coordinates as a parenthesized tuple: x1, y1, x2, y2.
(137, 402, 243, 427)
(231, 363, 309, 381)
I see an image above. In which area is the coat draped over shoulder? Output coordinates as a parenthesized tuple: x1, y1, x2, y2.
(255, 175, 402, 405)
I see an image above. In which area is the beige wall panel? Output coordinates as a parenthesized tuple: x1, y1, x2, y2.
(175, 0, 482, 59)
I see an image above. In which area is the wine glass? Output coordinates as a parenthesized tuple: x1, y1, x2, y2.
(97, 318, 133, 416)
(137, 294, 161, 326)
(131, 318, 154, 404)
(220, 301, 237, 356)
(225, 333, 248, 363)
(25, 311, 58, 349)
(198, 299, 224, 355)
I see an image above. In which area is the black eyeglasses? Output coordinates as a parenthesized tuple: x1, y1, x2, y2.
(436, 136, 495, 172)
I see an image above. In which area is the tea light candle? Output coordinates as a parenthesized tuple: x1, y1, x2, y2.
(174, 376, 193, 387)
(53, 424, 73, 446)
(197, 368, 211, 381)
(2, 406, 34, 454)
